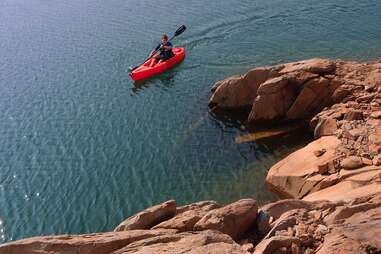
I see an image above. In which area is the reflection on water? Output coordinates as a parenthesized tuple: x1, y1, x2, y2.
(131, 65, 183, 93)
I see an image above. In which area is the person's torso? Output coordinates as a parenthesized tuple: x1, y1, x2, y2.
(159, 42, 172, 53)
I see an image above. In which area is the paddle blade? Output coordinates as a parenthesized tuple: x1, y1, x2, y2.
(174, 25, 186, 37)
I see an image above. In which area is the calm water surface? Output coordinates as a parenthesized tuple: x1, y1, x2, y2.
(1, 0, 381, 243)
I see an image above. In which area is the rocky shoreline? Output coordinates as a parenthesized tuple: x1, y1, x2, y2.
(1, 58, 380, 253)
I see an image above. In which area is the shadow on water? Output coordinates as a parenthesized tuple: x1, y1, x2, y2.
(208, 107, 252, 130)
(209, 107, 313, 154)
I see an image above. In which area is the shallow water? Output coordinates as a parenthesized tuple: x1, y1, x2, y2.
(0, 0, 381, 243)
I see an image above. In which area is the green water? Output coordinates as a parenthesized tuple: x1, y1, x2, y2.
(0, 0, 381, 243)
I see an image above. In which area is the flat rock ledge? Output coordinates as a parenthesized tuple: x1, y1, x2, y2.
(1, 195, 380, 254)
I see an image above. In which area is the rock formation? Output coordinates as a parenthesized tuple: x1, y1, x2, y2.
(211, 58, 381, 203)
(114, 200, 176, 231)
(209, 58, 381, 124)
(1, 195, 380, 254)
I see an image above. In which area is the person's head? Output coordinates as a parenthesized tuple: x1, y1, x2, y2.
(161, 34, 169, 43)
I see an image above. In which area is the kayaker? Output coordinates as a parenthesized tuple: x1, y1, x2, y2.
(149, 34, 174, 67)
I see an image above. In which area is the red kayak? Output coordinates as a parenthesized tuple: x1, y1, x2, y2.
(129, 47, 186, 81)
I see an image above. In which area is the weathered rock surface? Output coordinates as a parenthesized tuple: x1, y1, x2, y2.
(340, 156, 363, 169)
(0, 229, 178, 254)
(175, 200, 220, 215)
(253, 193, 381, 254)
(194, 199, 258, 240)
(210, 58, 339, 123)
(152, 201, 220, 232)
(209, 67, 280, 110)
(266, 136, 341, 199)
(114, 200, 176, 231)
(2, 194, 380, 254)
(314, 117, 337, 138)
(111, 230, 249, 254)
(242, 58, 381, 203)
(267, 135, 381, 202)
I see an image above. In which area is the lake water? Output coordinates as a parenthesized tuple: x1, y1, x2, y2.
(1, 0, 381, 243)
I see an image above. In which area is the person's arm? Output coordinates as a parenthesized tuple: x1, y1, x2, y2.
(149, 44, 161, 57)
(162, 42, 172, 50)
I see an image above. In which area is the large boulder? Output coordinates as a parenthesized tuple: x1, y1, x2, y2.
(175, 200, 220, 214)
(114, 200, 176, 231)
(209, 58, 341, 123)
(152, 201, 220, 232)
(286, 77, 339, 119)
(194, 199, 258, 240)
(248, 77, 296, 121)
(208, 66, 279, 110)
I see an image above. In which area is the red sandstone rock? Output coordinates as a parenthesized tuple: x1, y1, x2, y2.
(266, 136, 341, 198)
(0, 229, 178, 254)
(314, 117, 337, 138)
(2, 195, 381, 254)
(371, 111, 381, 119)
(209, 58, 340, 123)
(340, 156, 364, 170)
(111, 230, 249, 254)
(279, 58, 336, 75)
(248, 77, 295, 121)
(255, 193, 381, 254)
(194, 199, 257, 240)
(253, 236, 301, 254)
(151, 210, 205, 232)
(344, 110, 364, 121)
(209, 66, 279, 110)
(286, 77, 337, 119)
(152, 201, 219, 232)
(114, 200, 176, 231)
(304, 166, 381, 202)
(175, 200, 220, 215)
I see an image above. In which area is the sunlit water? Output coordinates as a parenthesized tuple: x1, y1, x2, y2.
(0, 0, 381, 243)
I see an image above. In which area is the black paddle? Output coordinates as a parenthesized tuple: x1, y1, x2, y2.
(128, 25, 187, 72)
